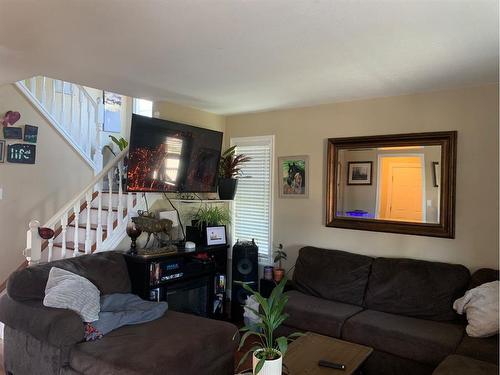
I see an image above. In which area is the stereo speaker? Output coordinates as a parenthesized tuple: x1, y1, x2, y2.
(231, 239, 259, 321)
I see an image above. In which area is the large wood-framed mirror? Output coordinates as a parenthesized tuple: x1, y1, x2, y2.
(326, 131, 457, 238)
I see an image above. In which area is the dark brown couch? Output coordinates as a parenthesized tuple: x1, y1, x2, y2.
(0, 252, 238, 375)
(281, 246, 499, 375)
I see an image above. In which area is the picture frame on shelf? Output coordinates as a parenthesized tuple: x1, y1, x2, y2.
(205, 225, 227, 246)
(278, 155, 309, 198)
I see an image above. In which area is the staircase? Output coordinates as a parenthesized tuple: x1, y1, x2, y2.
(14, 76, 142, 264)
(15, 76, 103, 173)
(25, 147, 143, 264)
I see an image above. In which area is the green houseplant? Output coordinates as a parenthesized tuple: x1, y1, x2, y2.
(273, 244, 287, 282)
(235, 277, 302, 375)
(103, 135, 128, 156)
(218, 145, 251, 200)
(194, 206, 231, 228)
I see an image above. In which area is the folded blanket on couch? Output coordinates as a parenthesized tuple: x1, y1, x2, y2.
(84, 293, 168, 341)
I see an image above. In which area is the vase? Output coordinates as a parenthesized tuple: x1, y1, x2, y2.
(252, 349, 282, 375)
(273, 268, 285, 282)
(218, 178, 238, 200)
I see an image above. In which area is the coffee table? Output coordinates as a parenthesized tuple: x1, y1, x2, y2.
(283, 332, 373, 374)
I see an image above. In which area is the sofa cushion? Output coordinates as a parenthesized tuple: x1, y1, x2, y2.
(455, 334, 499, 365)
(284, 290, 363, 338)
(293, 246, 373, 305)
(69, 310, 237, 375)
(364, 257, 470, 321)
(342, 309, 464, 365)
(469, 268, 499, 290)
(433, 355, 499, 375)
(7, 252, 131, 302)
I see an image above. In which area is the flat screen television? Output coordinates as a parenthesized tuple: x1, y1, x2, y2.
(127, 114, 223, 193)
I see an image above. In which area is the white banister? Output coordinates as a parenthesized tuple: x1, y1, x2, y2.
(24, 220, 42, 265)
(47, 224, 55, 262)
(107, 170, 114, 236)
(118, 160, 124, 222)
(73, 202, 80, 256)
(61, 213, 68, 258)
(84, 190, 92, 254)
(96, 181, 103, 251)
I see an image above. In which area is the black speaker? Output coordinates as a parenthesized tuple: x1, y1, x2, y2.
(231, 239, 258, 321)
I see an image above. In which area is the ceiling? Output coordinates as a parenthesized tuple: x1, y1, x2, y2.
(0, 0, 498, 115)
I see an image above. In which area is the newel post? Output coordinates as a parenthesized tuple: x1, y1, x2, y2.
(93, 96, 104, 174)
(24, 220, 42, 265)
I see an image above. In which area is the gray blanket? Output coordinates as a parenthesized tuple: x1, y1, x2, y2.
(86, 293, 168, 340)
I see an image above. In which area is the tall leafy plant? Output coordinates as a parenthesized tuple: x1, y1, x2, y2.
(194, 206, 231, 229)
(104, 135, 128, 156)
(218, 145, 251, 179)
(235, 278, 302, 374)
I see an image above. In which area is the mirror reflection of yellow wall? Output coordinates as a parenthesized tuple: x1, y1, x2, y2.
(378, 156, 423, 222)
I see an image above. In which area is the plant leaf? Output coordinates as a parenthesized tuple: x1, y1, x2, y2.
(276, 336, 288, 356)
(255, 357, 266, 374)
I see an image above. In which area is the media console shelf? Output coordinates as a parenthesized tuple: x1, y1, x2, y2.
(124, 244, 228, 319)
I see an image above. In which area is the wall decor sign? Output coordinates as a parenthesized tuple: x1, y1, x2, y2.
(278, 155, 309, 198)
(347, 161, 372, 185)
(24, 124, 39, 143)
(0, 110, 21, 126)
(103, 91, 123, 133)
(7, 143, 36, 164)
(0, 140, 5, 163)
(3, 126, 22, 139)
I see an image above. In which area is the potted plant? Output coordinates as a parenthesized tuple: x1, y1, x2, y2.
(103, 135, 129, 188)
(218, 145, 251, 200)
(273, 244, 287, 282)
(194, 205, 231, 228)
(235, 277, 301, 375)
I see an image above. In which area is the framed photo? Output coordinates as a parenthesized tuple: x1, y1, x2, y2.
(0, 140, 5, 163)
(24, 124, 38, 143)
(432, 161, 440, 187)
(347, 161, 372, 185)
(3, 126, 22, 139)
(103, 91, 123, 133)
(206, 225, 227, 246)
(278, 155, 309, 198)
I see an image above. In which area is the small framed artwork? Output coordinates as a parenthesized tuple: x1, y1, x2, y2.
(278, 155, 309, 198)
(3, 126, 22, 139)
(347, 161, 372, 185)
(103, 91, 123, 133)
(24, 125, 38, 143)
(0, 140, 5, 163)
(205, 225, 227, 246)
(432, 161, 440, 187)
(7, 143, 36, 164)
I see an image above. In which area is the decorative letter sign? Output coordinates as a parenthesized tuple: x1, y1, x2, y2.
(7, 143, 36, 164)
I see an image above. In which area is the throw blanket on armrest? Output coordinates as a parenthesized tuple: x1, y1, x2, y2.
(453, 281, 499, 338)
(84, 293, 168, 341)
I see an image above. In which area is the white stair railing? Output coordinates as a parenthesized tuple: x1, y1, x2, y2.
(24, 148, 138, 264)
(15, 76, 104, 173)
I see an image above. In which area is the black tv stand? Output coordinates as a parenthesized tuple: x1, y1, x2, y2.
(124, 245, 228, 319)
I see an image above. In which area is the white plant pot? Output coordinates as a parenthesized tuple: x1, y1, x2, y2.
(252, 349, 282, 375)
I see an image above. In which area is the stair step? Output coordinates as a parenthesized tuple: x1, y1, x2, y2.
(68, 223, 108, 231)
(53, 241, 86, 252)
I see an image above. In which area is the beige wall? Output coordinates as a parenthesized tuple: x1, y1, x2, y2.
(225, 84, 499, 272)
(0, 84, 93, 283)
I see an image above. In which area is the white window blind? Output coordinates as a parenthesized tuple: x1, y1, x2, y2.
(231, 136, 274, 263)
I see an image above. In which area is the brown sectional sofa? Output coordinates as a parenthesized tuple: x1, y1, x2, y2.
(281, 246, 499, 375)
(0, 252, 238, 375)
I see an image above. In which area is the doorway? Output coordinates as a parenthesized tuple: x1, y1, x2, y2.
(376, 155, 426, 222)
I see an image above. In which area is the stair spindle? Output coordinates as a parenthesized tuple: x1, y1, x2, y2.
(41, 77, 47, 106)
(78, 90, 84, 149)
(29, 77, 36, 96)
(73, 202, 80, 257)
(51, 79, 56, 115)
(47, 224, 55, 262)
(85, 191, 92, 254)
(96, 179, 104, 251)
(60, 82, 65, 128)
(118, 160, 124, 222)
(69, 83, 75, 137)
(107, 170, 114, 235)
(86, 99, 92, 158)
(61, 212, 68, 258)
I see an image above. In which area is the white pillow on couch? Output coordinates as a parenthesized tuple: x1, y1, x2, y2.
(43, 267, 100, 322)
(453, 281, 499, 338)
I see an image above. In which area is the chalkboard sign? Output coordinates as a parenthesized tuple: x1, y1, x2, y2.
(24, 124, 38, 143)
(3, 127, 23, 139)
(7, 143, 36, 164)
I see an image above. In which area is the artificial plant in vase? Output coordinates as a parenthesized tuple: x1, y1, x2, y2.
(218, 145, 251, 200)
(235, 277, 301, 375)
(273, 244, 287, 282)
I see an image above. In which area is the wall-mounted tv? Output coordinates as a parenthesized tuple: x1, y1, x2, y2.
(127, 114, 223, 193)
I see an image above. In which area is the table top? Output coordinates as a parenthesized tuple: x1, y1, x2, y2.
(283, 332, 373, 375)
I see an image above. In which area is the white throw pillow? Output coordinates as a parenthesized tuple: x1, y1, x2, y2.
(453, 281, 499, 338)
(43, 267, 100, 322)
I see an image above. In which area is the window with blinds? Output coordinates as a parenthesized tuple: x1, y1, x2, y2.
(231, 136, 274, 263)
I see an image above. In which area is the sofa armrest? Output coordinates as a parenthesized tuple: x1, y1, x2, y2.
(0, 294, 84, 347)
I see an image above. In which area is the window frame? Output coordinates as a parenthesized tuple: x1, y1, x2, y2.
(230, 135, 275, 264)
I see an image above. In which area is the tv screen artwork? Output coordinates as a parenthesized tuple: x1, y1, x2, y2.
(127, 114, 223, 193)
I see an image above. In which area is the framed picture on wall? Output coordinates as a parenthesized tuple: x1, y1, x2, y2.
(103, 91, 123, 133)
(278, 155, 309, 198)
(347, 161, 372, 185)
(0, 140, 5, 163)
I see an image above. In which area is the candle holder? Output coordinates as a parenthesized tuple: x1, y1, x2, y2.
(126, 220, 142, 255)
